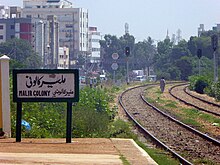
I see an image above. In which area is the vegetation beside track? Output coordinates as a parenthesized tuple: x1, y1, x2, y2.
(144, 84, 220, 138)
(9, 82, 181, 164)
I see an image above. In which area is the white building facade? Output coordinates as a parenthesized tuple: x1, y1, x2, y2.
(88, 27, 101, 63)
(22, 0, 89, 68)
(58, 46, 69, 69)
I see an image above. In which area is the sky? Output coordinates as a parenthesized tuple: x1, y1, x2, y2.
(2, 0, 220, 42)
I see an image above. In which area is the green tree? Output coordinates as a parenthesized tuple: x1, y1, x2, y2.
(132, 37, 156, 75)
(0, 38, 42, 69)
(175, 56, 193, 80)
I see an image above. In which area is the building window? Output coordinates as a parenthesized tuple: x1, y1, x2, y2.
(0, 25, 3, 30)
(11, 25, 15, 29)
(0, 35, 3, 39)
(26, 15, 31, 18)
(66, 24, 73, 28)
(11, 35, 15, 39)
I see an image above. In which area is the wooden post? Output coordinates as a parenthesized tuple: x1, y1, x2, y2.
(0, 55, 11, 137)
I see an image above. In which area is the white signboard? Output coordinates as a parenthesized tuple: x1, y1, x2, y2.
(112, 53, 119, 60)
(13, 69, 79, 102)
(111, 62, 118, 70)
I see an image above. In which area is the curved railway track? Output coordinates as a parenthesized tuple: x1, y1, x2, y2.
(119, 83, 220, 165)
(169, 83, 220, 117)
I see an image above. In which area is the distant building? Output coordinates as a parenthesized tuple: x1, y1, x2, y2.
(212, 24, 220, 32)
(0, 17, 32, 44)
(58, 46, 69, 69)
(88, 27, 101, 63)
(176, 29, 182, 43)
(22, 0, 89, 68)
(198, 24, 205, 37)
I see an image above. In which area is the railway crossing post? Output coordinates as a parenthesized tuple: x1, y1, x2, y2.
(0, 55, 11, 137)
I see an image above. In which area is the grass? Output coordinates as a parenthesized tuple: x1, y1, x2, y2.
(111, 118, 181, 164)
(144, 85, 220, 131)
(164, 100, 178, 108)
(120, 154, 130, 165)
(135, 140, 180, 165)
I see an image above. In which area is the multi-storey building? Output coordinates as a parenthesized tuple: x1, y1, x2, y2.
(0, 17, 32, 44)
(0, 11, 59, 68)
(212, 24, 220, 32)
(198, 24, 205, 37)
(22, 0, 89, 68)
(58, 46, 69, 69)
(88, 26, 101, 63)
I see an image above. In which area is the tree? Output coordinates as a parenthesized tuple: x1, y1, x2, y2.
(132, 37, 156, 75)
(100, 34, 135, 73)
(170, 40, 190, 62)
(188, 35, 214, 59)
(0, 38, 42, 69)
(176, 56, 193, 80)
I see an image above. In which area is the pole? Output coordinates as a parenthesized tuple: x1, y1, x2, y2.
(113, 70, 116, 84)
(199, 58, 201, 76)
(66, 102, 72, 143)
(16, 102, 22, 142)
(126, 57, 129, 84)
(214, 51, 218, 82)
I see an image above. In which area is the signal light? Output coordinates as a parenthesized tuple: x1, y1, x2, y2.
(125, 46, 130, 56)
(197, 49, 202, 59)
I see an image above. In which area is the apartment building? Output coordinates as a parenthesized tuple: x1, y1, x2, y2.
(0, 17, 32, 44)
(58, 46, 69, 69)
(22, 0, 89, 68)
(88, 26, 101, 63)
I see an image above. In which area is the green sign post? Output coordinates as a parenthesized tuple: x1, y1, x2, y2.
(13, 69, 79, 143)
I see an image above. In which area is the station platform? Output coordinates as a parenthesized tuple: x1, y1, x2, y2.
(0, 138, 157, 165)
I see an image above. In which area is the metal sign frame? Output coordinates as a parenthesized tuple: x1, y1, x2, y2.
(13, 69, 79, 143)
(13, 69, 79, 102)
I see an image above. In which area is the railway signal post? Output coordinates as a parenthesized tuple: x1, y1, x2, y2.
(125, 47, 130, 84)
(197, 49, 202, 75)
(211, 35, 218, 82)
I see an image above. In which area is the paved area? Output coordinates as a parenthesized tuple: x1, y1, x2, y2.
(0, 138, 157, 165)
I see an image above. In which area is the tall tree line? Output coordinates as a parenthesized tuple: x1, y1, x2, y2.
(100, 31, 218, 81)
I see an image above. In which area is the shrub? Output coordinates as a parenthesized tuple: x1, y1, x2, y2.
(108, 119, 136, 139)
(189, 75, 209, 94)
(194, 79, 208, 94)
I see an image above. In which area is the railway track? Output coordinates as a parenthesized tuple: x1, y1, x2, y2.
(169, 83, 220, 117)
(119, 83, 220, 165)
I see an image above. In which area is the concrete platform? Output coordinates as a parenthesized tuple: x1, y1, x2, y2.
(0, 138, 157, 165)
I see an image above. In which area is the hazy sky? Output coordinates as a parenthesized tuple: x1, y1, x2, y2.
(2, 0, 220, 42)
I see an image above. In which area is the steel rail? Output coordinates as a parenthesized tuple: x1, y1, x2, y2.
(183, 85, 220, 108)
(141, 91, 220, 146)
(119, 83, 193, 165)
(169, 83, 220, 117)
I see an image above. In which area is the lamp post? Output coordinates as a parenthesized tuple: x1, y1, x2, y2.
(46, 44, 50, 69)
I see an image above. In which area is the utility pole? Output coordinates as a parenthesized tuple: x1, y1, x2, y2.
(211, 35, 218, 82)
(197, 49, 202, 76)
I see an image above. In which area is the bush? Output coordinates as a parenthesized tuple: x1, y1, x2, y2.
(108, 119, 136, 138)
(189, 75, 209, 94)
(205, 82, 220, 101)
(189, 75, 220, 101)
(194, 79, 208, 94)
(72, 109, 110, 138)
(10, 86, 118, 138)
